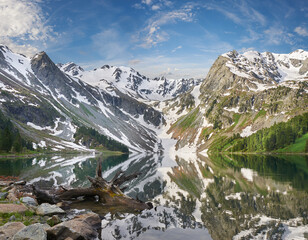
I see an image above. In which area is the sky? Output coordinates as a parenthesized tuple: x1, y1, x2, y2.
(0, 0, 307, 79)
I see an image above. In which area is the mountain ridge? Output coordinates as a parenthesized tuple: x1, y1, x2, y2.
(0, 44, 307, 155)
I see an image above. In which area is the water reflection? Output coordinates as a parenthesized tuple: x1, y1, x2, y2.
(0, 152, 307, 239)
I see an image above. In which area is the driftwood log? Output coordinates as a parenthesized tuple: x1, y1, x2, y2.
(32, 160, 152, 211)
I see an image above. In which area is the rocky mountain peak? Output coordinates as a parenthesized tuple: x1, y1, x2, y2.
(57, 62, 84, 77)
(221, 49, 308, 83)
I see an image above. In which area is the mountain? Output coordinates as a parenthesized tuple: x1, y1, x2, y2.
(161, 49, 308, 154)
(0, 45, 165, 153)
(0, 45, 307, 155)
(58, 63, 202, 101)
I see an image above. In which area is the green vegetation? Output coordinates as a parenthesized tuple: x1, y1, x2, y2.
(74, 126, 129, 153)
(276, 133, 308, 153)
(0, 210, 37, 226)
(0, 110, 33, 154)
(227, 113, 241, 132)
(205, 99, 217, 117)
(210, 113, 308, 153)
(253, 109, 266, 121)
(171, 108, 199, 133)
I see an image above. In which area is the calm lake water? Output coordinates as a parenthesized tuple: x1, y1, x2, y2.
(0, 152, 307, 239)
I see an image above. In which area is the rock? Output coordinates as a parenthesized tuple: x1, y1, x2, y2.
(36, 203, 65, 216)
(12, 223, 48, 240)
(47, 215, 61, 226)
(47, 212, 101, 240)
(7, 192, 18, 202)
(21, 197, 38, 207)
(0, 192, 8, 200)
(0, 203, 28, 213)
(9, 215, 16, 221)
(0, 222, 25, 239)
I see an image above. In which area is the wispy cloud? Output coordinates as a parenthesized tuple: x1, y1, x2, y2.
(0, 0, 55, 56)
(135, 0, 173, 11)
(137, 5, 195, 48)
(172, 45, 182, 53)
(263, 26, 294, 45)
(204, 0, 267, 26)
(294, 26, 308, 37)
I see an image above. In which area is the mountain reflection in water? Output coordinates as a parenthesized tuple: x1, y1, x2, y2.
(0, 152, 307, 239)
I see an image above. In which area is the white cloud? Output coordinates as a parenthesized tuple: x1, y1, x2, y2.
(152, 5, 160, 11)
(138, 7, 194, 48)
(294, 26, 308, 37)
(0, 0, 54, 56)
(142, 0, 152, 5)
(263, 26, 294, 45)
(172, 45, 182, 52)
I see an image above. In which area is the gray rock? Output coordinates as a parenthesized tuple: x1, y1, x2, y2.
(12, 223, 48, 240)
(47, 212, 101, 240)
(0, 192, 8, 200)
(36, 203, 65, 216)
(21, 197, 38, 207)
(0, 222, 25, 239)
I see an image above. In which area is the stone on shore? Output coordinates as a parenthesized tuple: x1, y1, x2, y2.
(36, 203, 65, 216)
(0, 222, 25, 239)
(0, 203, 28, 213)
(12, 223, 49, 240)
(47, 212, 101, 240)
(21, 197, 38, 207)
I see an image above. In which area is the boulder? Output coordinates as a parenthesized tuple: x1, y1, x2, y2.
(0, 192, 8, 200)
(7, 192, 18, 202)
(36, 203, 65, 216)
(47, 212, 101, 240)
(12, 223, 49, 240)
(0, 222, 25, 239)
(21, 197, 38, 207)
(0, 203, 28, 213)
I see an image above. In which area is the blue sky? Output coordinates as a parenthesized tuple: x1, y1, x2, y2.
(0, 0, 308, 78)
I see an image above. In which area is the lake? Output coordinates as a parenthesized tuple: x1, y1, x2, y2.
(0, 152, 307, 239)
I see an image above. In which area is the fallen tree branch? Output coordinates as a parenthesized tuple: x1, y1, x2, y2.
(33, 159, 152, 211)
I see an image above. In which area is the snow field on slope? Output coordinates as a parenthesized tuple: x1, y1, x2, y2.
(223, 50, 308, 84)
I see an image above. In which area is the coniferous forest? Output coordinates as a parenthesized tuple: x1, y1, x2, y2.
(211, 113, 308, 153)
(74, 126, 129, 153)
(0, 110, 33, 153)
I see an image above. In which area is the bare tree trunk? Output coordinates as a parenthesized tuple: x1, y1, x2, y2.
(33, 160, 152, 211)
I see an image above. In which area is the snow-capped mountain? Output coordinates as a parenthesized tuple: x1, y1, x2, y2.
(1, 44, 307, 155)
(0, 45, 164, 152)
(222, 49, 308, 84)
(58, 63, 202, 101)
(57, 62, 84, 77)
(161, 49, 308, 154)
